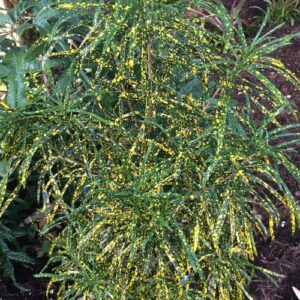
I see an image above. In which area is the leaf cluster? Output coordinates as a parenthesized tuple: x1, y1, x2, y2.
(0, 199, 35, 291)
(260, 0, 300, 26)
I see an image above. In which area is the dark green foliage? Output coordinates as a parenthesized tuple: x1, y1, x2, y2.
(0, 0, 299, 299)
(0, 199, 35, 291)
(259, 0, 300, 26)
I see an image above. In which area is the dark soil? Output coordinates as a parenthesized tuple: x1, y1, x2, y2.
(0, 253, 56, 299)
(0, 1, 299, 299)
(222, 1, 300, 299)
(237, 4, 300, 300)
(0, 277, 52, 300)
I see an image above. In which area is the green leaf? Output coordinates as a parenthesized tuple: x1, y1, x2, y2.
(7, 251, 35, 265)
(179, 78, 203, 99)
(248, 66, 291, 109)
(212, 200, 229, 252)
(0, 13, 14, 25)
(0, 160, 9, 178)
(2, 260, 30, 291)
(1, 51, 27, 109)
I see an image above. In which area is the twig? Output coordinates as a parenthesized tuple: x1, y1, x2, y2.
(146, 39, 154, 120)
(147, 39, 153, 83)
(203, 87, 221, 112)
(120, 82, 134, 114)
(20, 201, 56, 226)
(186, 7, 221, 27)
(231, 0, 238, 12)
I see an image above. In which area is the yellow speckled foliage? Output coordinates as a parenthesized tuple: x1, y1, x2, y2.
(0, 0, 299, 299)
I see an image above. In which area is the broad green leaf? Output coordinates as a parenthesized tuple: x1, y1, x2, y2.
(0, 13, 14, 25)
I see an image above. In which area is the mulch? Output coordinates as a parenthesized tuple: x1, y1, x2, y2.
(248, 23, 300, 300)
(222, 1, 300, 299)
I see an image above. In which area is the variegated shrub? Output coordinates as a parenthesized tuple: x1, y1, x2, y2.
(0, 0, 299, 299)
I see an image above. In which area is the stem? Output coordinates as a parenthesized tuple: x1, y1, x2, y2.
(146, 39, 154, 120)
(203, 87, 221, 112)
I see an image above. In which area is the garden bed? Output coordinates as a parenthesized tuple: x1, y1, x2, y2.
(223, 2, 300, 299)
(248, 20, 300, 300)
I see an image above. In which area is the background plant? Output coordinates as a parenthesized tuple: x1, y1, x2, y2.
(262, 0, 300, 25)
(0, 0, 299, 299)
(0, 198, 35, 291)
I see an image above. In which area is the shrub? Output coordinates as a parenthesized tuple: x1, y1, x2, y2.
(0, 0, 300, 299)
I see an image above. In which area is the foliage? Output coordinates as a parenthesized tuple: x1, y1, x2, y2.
(0, 0, 299, 299)
(262, 0, 300, 26)
(230, 0, 247, 16)
(0, 199, 35, 291)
